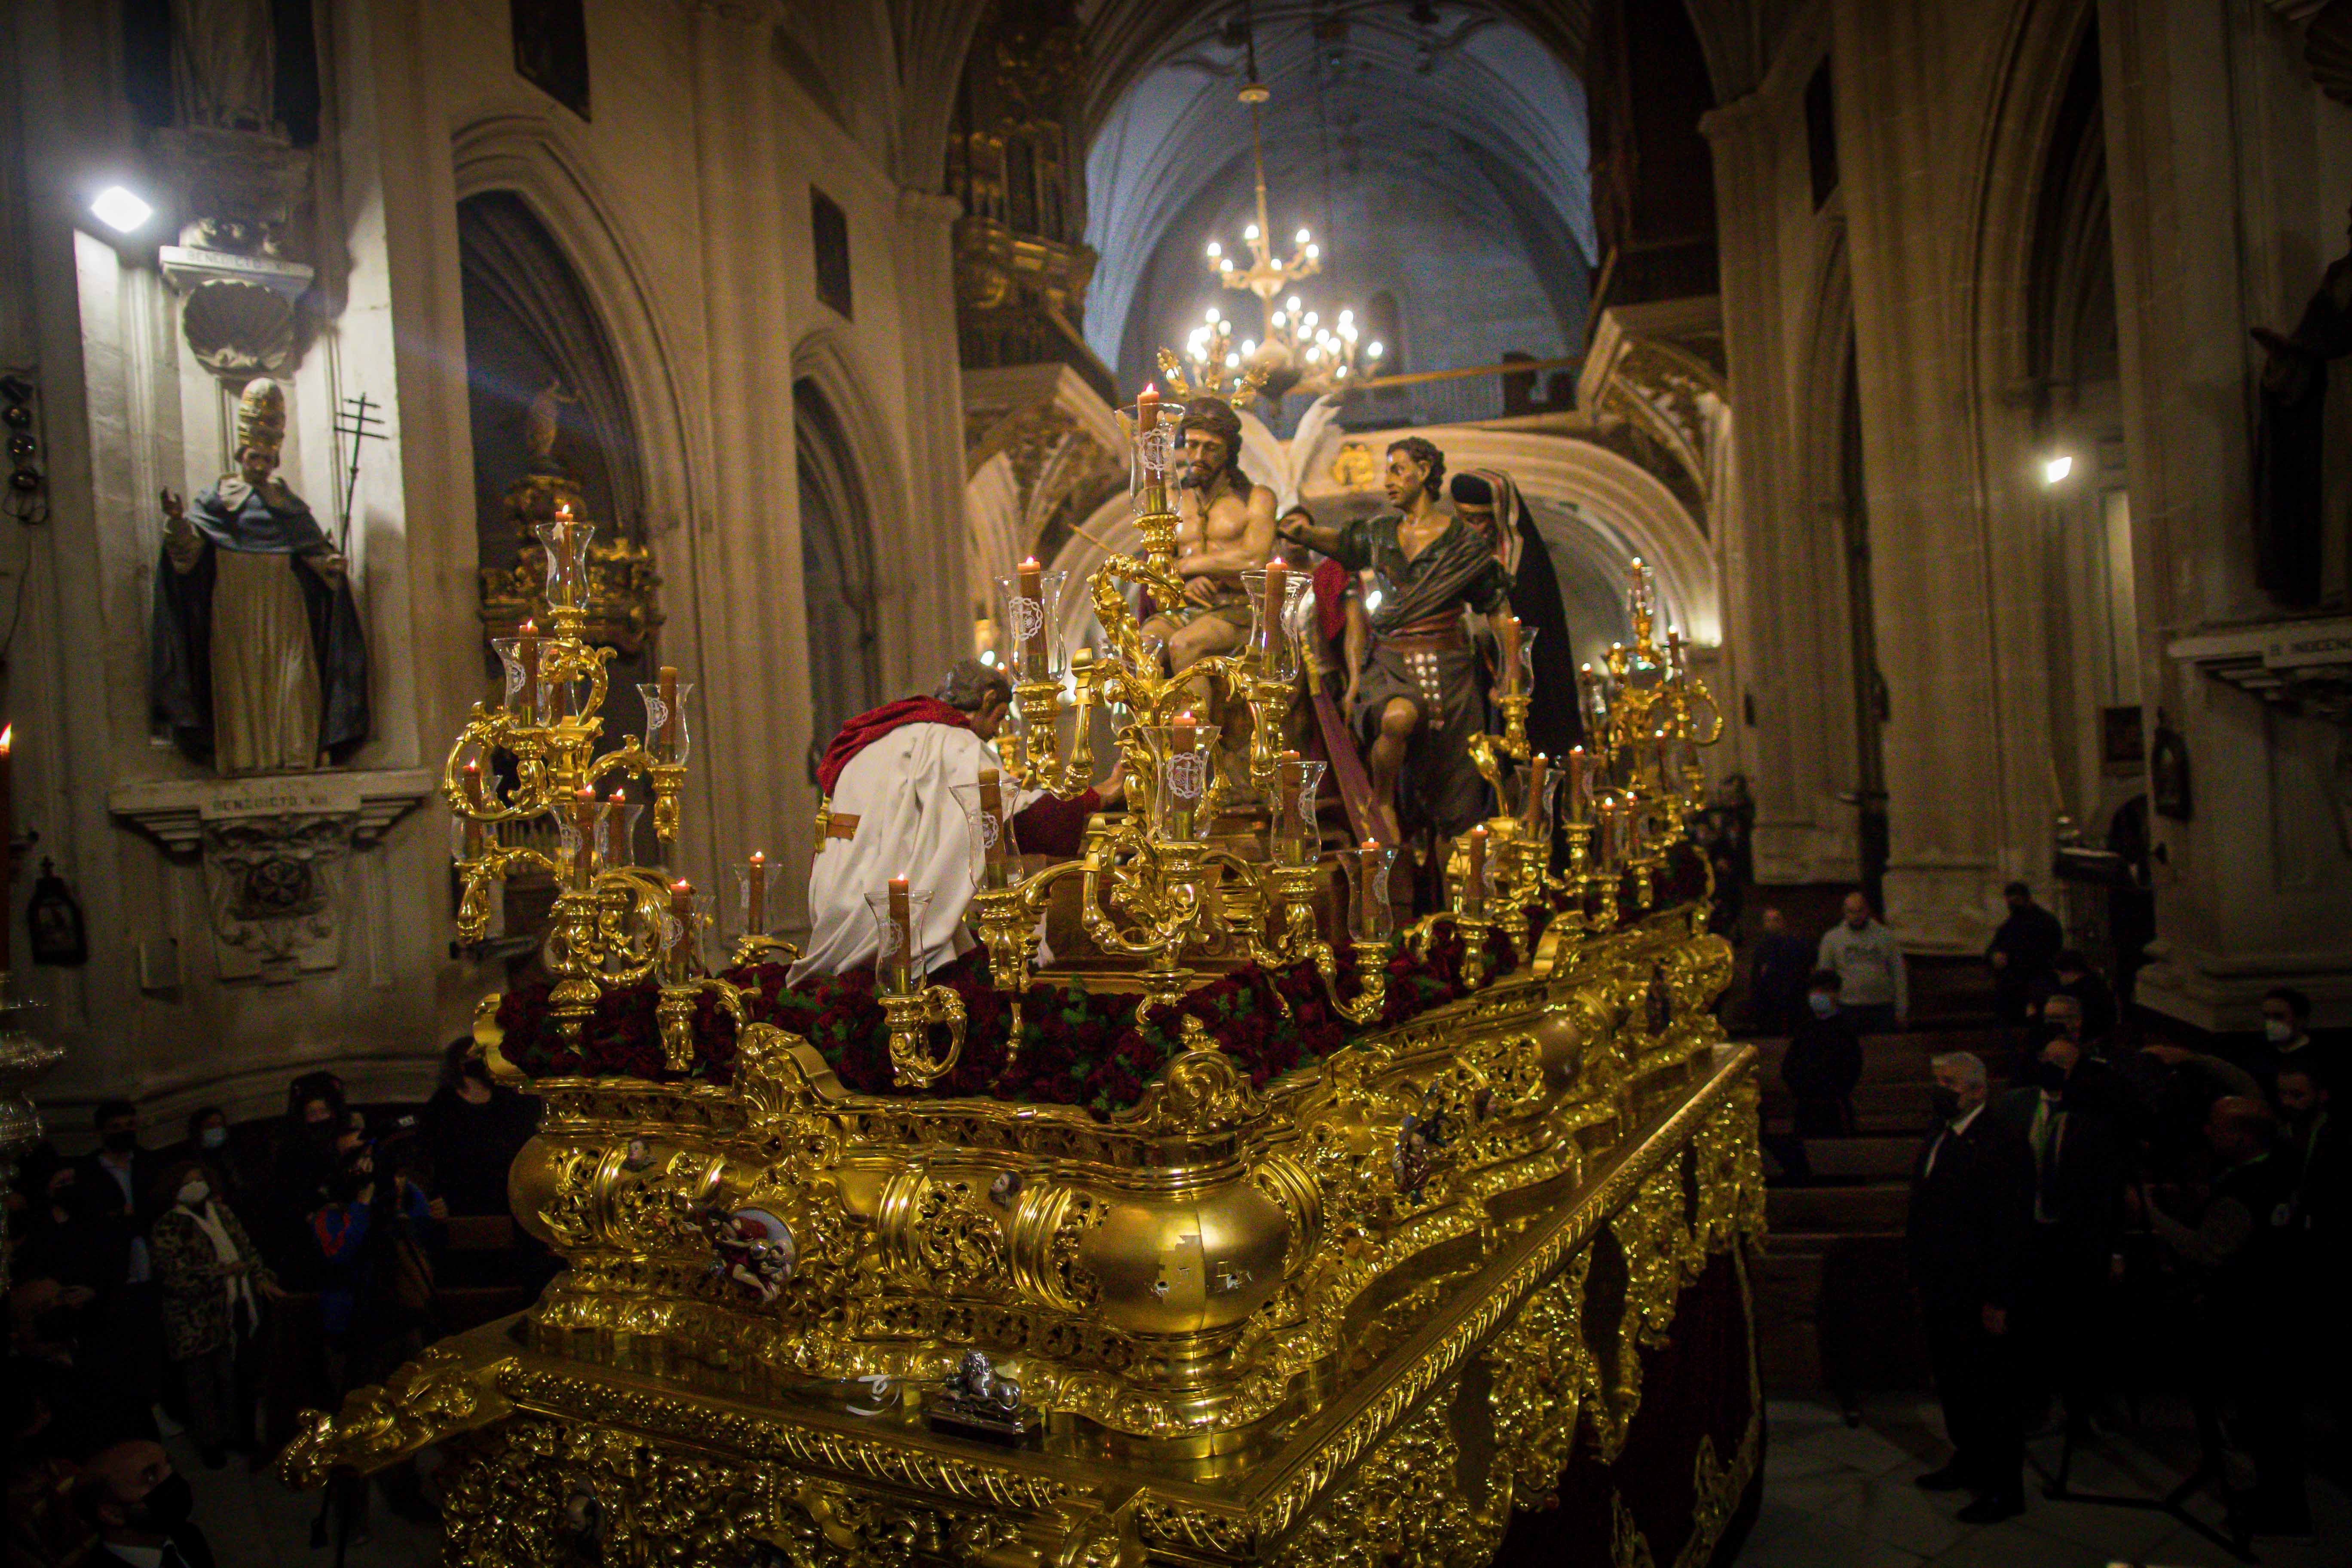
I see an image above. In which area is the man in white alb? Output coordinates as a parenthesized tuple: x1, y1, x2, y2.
(790, 661, 1120, 983)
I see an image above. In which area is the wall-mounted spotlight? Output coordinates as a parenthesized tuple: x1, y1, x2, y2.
(89, 186, 154, 235)
(2040, 453, 2075, 487)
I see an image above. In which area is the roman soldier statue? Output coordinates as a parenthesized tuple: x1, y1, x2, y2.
(151, 377, 368, 774)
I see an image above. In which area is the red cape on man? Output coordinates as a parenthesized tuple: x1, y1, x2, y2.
(813, 695, 1100, 857)
(814, 697, 971, 795)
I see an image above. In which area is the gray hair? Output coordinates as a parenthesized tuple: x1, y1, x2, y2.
(1929, 1050, 1988, 1090)
(934, 658, 1013, 714)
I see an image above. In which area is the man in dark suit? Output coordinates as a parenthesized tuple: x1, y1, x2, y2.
(72, 1099, 166, 1415)
(1748, 906, 1815, 1036)
(1991, 1032, 2131, 1438)
(1908, 1049, 2035, 1522)
(1987, 881, 2064, 1024)
(75, 1438, 217, 1568)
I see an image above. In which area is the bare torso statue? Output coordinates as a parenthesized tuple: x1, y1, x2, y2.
(1142, 396, 1276, 675)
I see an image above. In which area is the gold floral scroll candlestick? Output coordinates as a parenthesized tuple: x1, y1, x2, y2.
(867, 884, 967, 1087)
(446, 546, 723, 1042)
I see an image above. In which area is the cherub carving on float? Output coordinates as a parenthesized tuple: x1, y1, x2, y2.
(150, 377, 369, 775)
(1282, 436, 1513, 848)
(696, 1206, 795, 1303)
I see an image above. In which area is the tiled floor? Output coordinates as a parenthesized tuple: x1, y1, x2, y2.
(171, 1392, 2345, 1567)
(1738, 1395, 2351, 1568)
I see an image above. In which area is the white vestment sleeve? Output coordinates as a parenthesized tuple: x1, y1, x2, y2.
(788, 724, 989, 983)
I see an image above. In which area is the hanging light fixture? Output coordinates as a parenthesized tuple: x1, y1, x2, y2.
(1172, 17, 1381, 404)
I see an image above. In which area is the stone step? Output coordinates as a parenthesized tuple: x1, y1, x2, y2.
(1765, 1181, 1911, 1234)
(1789, 1136, 1921, 1181)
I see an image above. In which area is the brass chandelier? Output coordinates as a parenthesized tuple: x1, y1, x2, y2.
(1177, 74, 1381, 404)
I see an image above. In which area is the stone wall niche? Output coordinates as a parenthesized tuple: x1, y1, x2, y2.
(106, 771, 432, 983)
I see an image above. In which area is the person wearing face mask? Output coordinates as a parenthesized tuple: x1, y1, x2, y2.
(264, 1078, 349, 1293)
(74, 1437, 214, 1568)
(2245, 986, 2324, 1093)
(1763, 971, 1863, 1185)
(2045, 950, 2117, 1052)
(1906, 1050, 2034, 1522)
(1991, 1031, 2131, 1442)
(150, 1159, 282, 1468)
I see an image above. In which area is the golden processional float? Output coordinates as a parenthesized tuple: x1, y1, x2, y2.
(281, 387, 1766, 1568)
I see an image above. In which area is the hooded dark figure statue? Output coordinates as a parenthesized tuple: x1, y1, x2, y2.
(1449, 468, 1581, 759)
(151, 377, 368, 773)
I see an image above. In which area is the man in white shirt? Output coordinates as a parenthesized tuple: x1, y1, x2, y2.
(1817, 891, 1908, 1034)
(791, 661, 1120, 984)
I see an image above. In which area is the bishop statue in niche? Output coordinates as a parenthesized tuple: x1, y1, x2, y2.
(150, 377, 368, 774)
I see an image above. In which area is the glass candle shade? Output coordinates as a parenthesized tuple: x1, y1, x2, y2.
(661, 881, 700, 983)
(1127, 394, 1186, 511)
(1505, 624, 1539, 699)
(534, 515, 597, 608)
(992, 565, 1069, 683)
(1520, 763, 1560, 837)
(596, 798, 643, 868)
(491, 637, 539, 723)
(449, 813, 491, 863)
(537, 666, 587, 726)
(1272, 756, 1326, 867)
(949, 778, 1024, 891)
(865, 884, 933, 997)
(1141, 719, 1213, 843)
(1346, 843, 1398, 944)
(734, 854, 785, 940)
(1240, 566, 1312, 683)
(639, 675, 693, 765)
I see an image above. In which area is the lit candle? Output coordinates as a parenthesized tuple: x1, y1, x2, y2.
(1464, 825, 1488, 918)
(571, 786, 596, 887)
(1499, 613, 1522, 696)
(556, 501, 579, 597)
(1666, 624, 1684, 675)
(747, 850, 767, 934)
(1566, 747, 1589, 825)
(887, 874, 912, 993)
(1262, 555, 1289, 658)
(1137, 382, 1160, 434)
(517, 620, 540, 724)
(462, 758, 484, 811)
(670, 879, 694, 976)
(1173, 709, 1199, 754)
(605, 789, 631, 867)
(4, 723, 18, 968)
(658, 666, 680, 756)
(977, 768, 1007, 877)
(1017, 557, 1047, 674)
(1522, 753, 1548, 828)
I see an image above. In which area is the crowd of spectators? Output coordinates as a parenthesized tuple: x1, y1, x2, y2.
(4, 1041, 542, 1568)
(1742, 882, 2343, 1541)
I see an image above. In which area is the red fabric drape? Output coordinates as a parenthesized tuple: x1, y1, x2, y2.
(814, 698, 972, 794)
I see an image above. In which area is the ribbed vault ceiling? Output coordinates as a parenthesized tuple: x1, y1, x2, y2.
(1078, 2, 1599, 385)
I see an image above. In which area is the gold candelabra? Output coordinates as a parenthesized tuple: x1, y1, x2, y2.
(971, 387, 1395, 1031)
